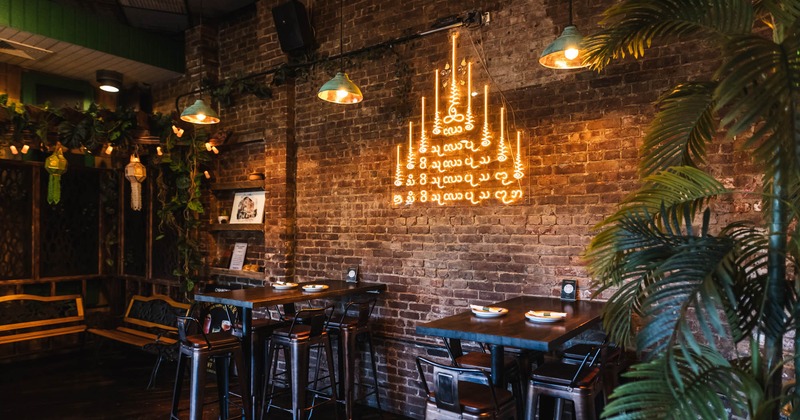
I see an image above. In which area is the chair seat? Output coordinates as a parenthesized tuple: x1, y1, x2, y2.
(183, 331, 240, 349)
(456, 351, 517, 372)
(562, 343, 621, 361)
(532, 361, 601, 387)
(428, 381, 514, 415)
(272, 324, 316, 340)
(327, 316, 362, 329)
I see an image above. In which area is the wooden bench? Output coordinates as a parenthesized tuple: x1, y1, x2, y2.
(88, 294, 191, 389)
(0, 294, 87, 347)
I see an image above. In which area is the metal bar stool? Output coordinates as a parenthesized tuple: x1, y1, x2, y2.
(416, 356, 517, 419)
(444, 339, 528, 419)
(170, 315, 251, 420)
(561, 342, 622, 399)
(524, 346, 606, 420)
(326, 297, 383, 419)
(260, 305, 339, 420)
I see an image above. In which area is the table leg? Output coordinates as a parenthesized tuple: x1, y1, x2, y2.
(489, 344, 506, 387)
(446, 338, 463, 360)
(242, 307, 255, 420)
(341, 326, 356, 420)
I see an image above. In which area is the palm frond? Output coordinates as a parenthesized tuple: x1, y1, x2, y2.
(641, 82, 718, 176)
(755, 0, 800, 33)
(603, 346, 760, 419)
(586, 166, 728, 282)
(584, 0, 754, 71)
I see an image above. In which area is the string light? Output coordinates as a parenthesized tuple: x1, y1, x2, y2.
(21, 144, 29, 154)
(156, 146, 163, 156)
(9, 145, 18, 155)
(211, 146, 219, 154)
(105, 144, 114, 155)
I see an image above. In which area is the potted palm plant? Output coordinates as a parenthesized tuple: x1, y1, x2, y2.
(582, 1, 799, 418)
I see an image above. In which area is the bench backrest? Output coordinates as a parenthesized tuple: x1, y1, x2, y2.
(0, 294, 84, 332)
(123, 295, 191, 332)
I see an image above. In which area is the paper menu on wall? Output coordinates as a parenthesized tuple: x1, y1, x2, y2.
(229, 242, 248, 270)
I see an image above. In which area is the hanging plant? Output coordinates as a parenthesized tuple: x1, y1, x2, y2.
(44, 145, 68, 205)
(153, 117, 211, 293)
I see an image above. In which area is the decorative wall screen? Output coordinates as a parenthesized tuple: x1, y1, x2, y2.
(0, 163, 32, 279)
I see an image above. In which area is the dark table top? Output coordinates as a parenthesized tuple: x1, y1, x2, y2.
(415, 296, 606, 352)
(193, 280, 386, 309)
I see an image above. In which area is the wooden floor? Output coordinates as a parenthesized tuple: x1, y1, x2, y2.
(0, 348, 408, 419)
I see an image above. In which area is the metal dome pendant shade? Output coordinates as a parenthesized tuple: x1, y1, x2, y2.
(318, 72, 363, 104)
(180, 99, 220, 124)
(318, 0, 363, 104)
(539, 0, 588, 69)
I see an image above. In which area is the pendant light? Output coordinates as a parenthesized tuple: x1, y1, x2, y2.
(180, 99, 220, 124)
(539, 0, 588, 69)
(317, 0, 363, 104)
(96, 70, 123, 93)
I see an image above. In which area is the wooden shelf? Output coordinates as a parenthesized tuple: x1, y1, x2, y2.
(208, 267, 265, 280)
(208, 223, 263, 232)
(210, 180, 264, 192)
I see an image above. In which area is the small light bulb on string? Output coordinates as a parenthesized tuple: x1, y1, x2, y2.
(105, 144, 114, 155)
(21, 144, 29, 154)
(204, 170, 211, 179)
(205, 142, 212, 151)
(211, 146, 219, 154)
(9, 145, 18, 155)
(156, 146, 163, 156)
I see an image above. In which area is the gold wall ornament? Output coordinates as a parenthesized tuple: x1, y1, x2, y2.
(45, 145, 68, 205)
(125, 154, 147, 211)
(392, 31, 527, 207)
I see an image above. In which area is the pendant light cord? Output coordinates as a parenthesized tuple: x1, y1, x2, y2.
(568, 0, 573, 26)
(339, 0, 344, 72)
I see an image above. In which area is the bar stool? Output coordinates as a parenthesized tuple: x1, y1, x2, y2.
(561, 342, 622, 398)
(416, 356, 517, 419)
(524, 347, 606, 420)
(260, 306, 339, 420)
(444, 340, 527, 418)
(170, 316, 251, 420)
(326, 297, 382, 419)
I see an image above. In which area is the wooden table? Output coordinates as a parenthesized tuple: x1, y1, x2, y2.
(416, 296, 606, 386)
(194, 280, 386, 420)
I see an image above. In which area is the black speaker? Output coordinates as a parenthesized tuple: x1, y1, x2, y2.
(272, 0, 316, 54)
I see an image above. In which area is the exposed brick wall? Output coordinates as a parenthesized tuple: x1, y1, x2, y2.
(150, 0, 767, 417)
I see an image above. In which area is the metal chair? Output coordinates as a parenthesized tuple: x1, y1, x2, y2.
(524, 344, 606, 420)
(326, 297, 383, 419)
(416, 356, 517, 420)
(170, 313, 250, 420)
(260, 305, 339, 420)
(560, 342, 622, 399)
(444, 340, 528, 418)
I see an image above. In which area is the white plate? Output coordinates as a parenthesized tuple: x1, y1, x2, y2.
(272, 282, 298, 290)
(302, 284, 329, 292)
(470, 306, 508, 318)
(525, 310, 566, 323)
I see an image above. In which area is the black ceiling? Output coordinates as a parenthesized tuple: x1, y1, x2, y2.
(49, 0, 258, 34)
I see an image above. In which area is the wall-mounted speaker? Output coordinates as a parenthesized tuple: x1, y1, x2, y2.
(272, 1, 317, 54)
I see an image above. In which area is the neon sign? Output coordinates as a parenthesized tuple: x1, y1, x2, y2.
(393, 32, 526, 206)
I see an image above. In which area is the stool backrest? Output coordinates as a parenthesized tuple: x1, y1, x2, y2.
(416, 356, 500, 415)
(338, 297, 376, 327)
(289, 304, 333, 337)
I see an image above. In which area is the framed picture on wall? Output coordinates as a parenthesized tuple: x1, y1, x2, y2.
(230, 191, 266, 224)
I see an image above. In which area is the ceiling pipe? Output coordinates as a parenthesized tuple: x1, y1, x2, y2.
(174, 10, 488, 113)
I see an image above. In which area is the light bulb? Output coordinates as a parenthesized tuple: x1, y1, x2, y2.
(105, 144, 114, 155)
(9, 145, 18, 155)
(21, 144, 29, 154)
(336, 89, 348, 100)
(211, 146, 219, 154)
(205, 142, 212, 151)
(204, 170, 211, 179)
(156, 146, 163, 156)
(564, 47, 579, 60)
(196, 113, 206, 122)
